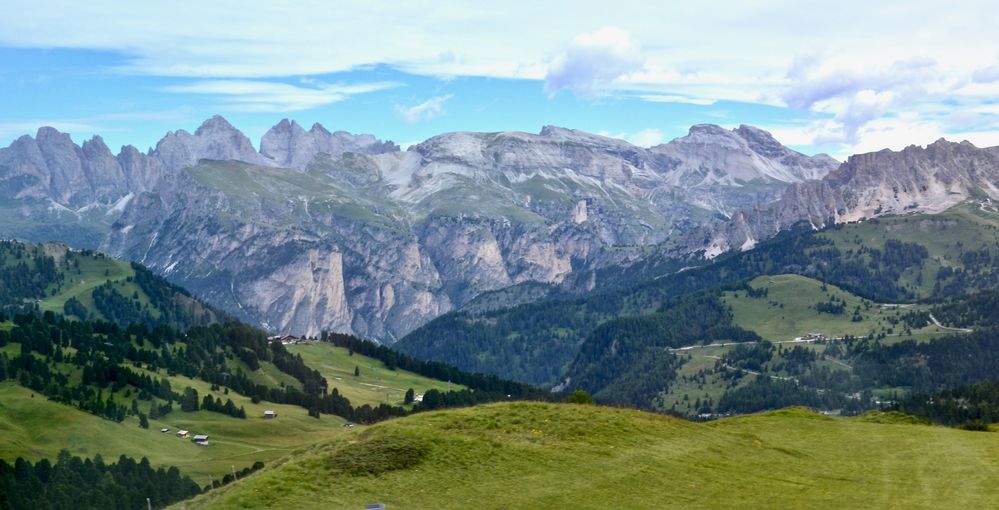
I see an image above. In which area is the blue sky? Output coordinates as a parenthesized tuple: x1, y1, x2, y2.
(2, 1, 999, 159)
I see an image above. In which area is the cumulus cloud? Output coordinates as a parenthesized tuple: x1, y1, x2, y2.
(783, 57, 948, 144)
(544, 27, 644, 97)
(396, 95, 453, 123)
(162, 80, 399, 112)
(972, 62, 999, 83)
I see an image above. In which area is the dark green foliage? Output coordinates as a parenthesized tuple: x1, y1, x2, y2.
(404, 388, 415, 404)
(900, 379, 999, 427)
(199, 394, 246, 418)
(568, 390, 593, 404)
(566, 293, 760, 407)
(0, 241, 63, 309)
(62, 297, 88, 319)
(329, 434, 430, 476)
(716, 378, 852, 414)
(0, 450, 200, 510)
(0, 241, 217, 329)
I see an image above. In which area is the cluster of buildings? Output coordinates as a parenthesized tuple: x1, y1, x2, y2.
(162, 428, 210, 446)
(267, 334, 315, 346)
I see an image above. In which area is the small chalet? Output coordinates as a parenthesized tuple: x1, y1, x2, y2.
(176, 430, 190, 438)
(264, 410, 277, 419)
(192, 434, 209, 445)
(160, 428, 170, 433)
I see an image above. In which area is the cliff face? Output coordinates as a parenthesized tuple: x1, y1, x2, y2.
(709, 139, 999, 254)
(0, 117, 838, 340)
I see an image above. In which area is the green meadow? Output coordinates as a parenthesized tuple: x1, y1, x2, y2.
(175, 402, 999, 509)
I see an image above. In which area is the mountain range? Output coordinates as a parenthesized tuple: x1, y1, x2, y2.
(3, 116, 996, 341)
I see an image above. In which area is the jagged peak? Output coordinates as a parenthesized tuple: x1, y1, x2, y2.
(539, 125, 575, 137)
(310, 122, 331, 136)
(81, 135, 111, 155)
(687, 124, 729, 136)
(194, 115, 239, 136)
(735, 124, 778, 142)
(36, 126, 71, 141)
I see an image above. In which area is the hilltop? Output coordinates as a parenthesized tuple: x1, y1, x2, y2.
(0, 240, 219, 329)
(175, 402, 999, 509)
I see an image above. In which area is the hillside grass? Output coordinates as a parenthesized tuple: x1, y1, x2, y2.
(287, 343, 463, 407)
(0, 379, 349, 483)
(722, 274, 947, 342)
(175, 402, 999, 509)
(821, 202, 999, 297)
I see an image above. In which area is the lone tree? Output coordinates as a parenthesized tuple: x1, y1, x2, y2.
(138, 413, 149, 429)
(404, 388, 415, 404)
(568, 390, 593, 405)
(354, 365, 360, 377)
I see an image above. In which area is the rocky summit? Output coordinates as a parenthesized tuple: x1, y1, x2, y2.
(0, 115, 910, 341)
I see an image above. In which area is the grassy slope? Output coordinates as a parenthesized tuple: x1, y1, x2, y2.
(287, 343, 463, 407)
(722, 274, 946, 342)
(176, 402, 999, 510)
(659, 274, 960, 413)
(0, 379, 348, 483)
(37, 250, 151, 320)
(821, 202, 999, 297)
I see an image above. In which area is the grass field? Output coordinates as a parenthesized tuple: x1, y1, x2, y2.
(722, 274, 949, 342)
(820, 201, 999, 297)
(0, 378, 349, 483)
(175, 402, 999, 509)
(287, 342, 463, 407)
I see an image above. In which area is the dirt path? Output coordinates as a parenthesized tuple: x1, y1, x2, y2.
(928, 313, 973, 333)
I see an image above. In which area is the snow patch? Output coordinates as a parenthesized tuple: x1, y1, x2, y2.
(107, 192, 135, 215)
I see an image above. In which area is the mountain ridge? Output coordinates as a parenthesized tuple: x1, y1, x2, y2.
(9, 116, 983, 340)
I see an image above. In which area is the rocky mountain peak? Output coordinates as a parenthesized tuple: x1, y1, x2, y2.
(310, 122, 332, 136)
(260, 118, 399, 169)
(194, 114, 238, 136)
(154, 116, 270, 171)
(711, 139, 999, 255)
(652, 124, 838, 187)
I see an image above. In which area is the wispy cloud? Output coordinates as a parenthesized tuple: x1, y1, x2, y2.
(634, 94, 716, 106)
(0, 120, 108, 141)
(162, 80, 400, 112)
(3, 1, 999, 155)
(599, 128, 665, 147)
(396, 94, 453, 123)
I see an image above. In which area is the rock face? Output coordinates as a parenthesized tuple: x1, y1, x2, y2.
(0, 117, 838, 340)
(710, 139, 999, 254)
(153, 115, 273, 171)
(260, 119, 399, 169)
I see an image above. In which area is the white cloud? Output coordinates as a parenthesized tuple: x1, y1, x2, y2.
(162, 80, 399, 112)
(396, 95, 453, 123)
(544, 27, 644, 97)
(2, 1, 999, 156)
(0, 120, 107, 141)
(600, 128, 665, 147)
(635, 94, 716, 106)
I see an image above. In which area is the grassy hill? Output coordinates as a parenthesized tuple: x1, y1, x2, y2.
(820, 201, 999, 298)
(287, 342, 463, 407)
(722, 274, 945, 342)
(0, 381, 347, 482)
(175, 402, 999, 509)
(0, 240, 218, 328)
